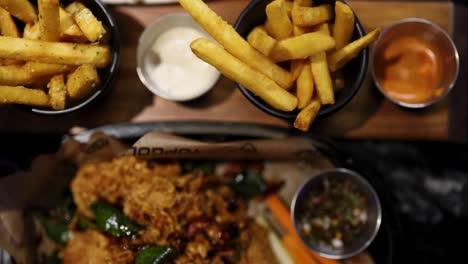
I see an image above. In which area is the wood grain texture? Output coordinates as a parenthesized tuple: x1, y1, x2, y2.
(0, 0, 457, 141)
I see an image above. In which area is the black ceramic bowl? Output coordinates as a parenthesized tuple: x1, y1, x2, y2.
(28, 0, 121, 115)
(234, 0, 368, 120)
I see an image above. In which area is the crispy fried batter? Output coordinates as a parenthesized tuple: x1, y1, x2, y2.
(61, 229, 133, 264)
(66, 156, 276, 263)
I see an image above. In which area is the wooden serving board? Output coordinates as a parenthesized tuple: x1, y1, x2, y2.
(0, 0, 455, 141)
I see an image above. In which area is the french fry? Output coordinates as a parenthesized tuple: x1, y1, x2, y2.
(0, 7, 22, 65)
(60, 33, 89, 43)
(30, 77, 51, 90)
(23, 23, 41, 40)
(292, 0, 312, 8)
(0, 0, 37, 23)
(0, 36, 111, 68)
(27, 62, 74, 79)
(310, 52, 334, 104)
(59, 7, 84, 37)
(292, 25, 311, 36)
(0, 85, 50, 107)
(332, 70, 345, 93)
(191, 38, 297, 112)
(290, 59, 306, 83)
(296, 63, 314, 109)
(48, 74, 66, 110)
(270, 32, 335, 62)
(65, 2, 86, 15)
(265, 0, 293, 40)
(38, 0, 61, 42)
(292, 5, 333, 27)
(294, 98, 321, 131)
(65, 2, 102, 41)
(333, 2, 355, 50)
(0, 7, 19, 37)
(66, 64, 100, 100)
(0, 62, 73, 86)
(314, 23, 331, 36)
(284, 1, 293, 17)
(328, 28, 381, 72)
(98, 25, 111, 45)
(291, 0, 313, 36)
(73, 7, 107, 42)
(264, 19, 273, 37)
(247, 26, 277, 57)
(178, 0, 293, 89)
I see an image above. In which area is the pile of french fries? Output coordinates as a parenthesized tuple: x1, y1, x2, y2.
(0, 0, 111, 110)
(179, 0, 381, 131)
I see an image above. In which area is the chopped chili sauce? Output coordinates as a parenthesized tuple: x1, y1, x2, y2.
(298, 178, 368, 249)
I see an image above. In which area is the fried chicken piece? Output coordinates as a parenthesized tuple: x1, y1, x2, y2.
(124, 176, 176, 214)
(71, 157, 180, 219)
(70, 158, 134, 218)
(61, 229, 133, 264)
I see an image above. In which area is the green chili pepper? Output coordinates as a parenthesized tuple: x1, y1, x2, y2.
(76, 216, 96, 231)
(39, 217, 70, 245)
(230, 169, 267, 199)
(234, 239, 242, 262)
(47, 251, 61, 264)
(37, 192, 76, 245)
(181, 161, 214, 175)
(90, 201, 140, 237)
(55, 195, 76, 223)
(135, 246, 177, 264)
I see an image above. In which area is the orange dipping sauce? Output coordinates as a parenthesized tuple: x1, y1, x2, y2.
(375, 36, 443, 104)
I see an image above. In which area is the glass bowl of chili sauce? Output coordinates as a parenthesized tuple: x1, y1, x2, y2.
(291, 168, 382, 259)
(371, 18, 459, 108)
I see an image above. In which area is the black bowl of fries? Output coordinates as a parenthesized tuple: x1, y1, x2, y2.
(234, 0, 377, 131)
(0, 0, 120, 114)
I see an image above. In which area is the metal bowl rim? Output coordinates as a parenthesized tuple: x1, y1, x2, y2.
(136, 13, 220, 102)
(370, 18, 460, 109)
(290, 167, 383, 259)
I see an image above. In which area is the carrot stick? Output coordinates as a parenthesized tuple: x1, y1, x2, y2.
(283, 234, 319, 264)
(265, 194, 342, 264)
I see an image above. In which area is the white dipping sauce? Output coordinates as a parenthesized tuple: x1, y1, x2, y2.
(147, 27, 219, 100)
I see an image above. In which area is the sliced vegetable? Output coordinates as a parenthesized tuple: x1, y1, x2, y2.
(234, 239, 242, 262)
(37, 192, 75, 245)
(90, 200, 140, 237)
(230, 169, 267, 199)
(54, 194, 76, 223)
(77, 216, 96, 231)
(255, 216, 295, 264)
(135, 246, 177, 264)
(47, 251, 62, 264)
(181, 160, 214, 175)
(39, 217, 70, 245)
(265, 194, 341, 264)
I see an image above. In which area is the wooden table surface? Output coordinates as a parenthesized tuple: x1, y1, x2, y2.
(0, 0, 463, 142)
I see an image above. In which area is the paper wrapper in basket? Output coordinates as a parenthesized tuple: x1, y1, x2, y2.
(126, 131, 325, 160)
(0, 131, 334, 263)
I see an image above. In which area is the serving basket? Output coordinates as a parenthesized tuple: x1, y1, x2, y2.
(0, 121, 398, 264)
